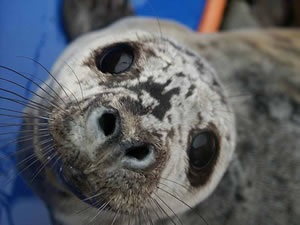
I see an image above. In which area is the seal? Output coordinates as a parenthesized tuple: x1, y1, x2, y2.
(10, 1, 300, 225)
(17, 18, 236, 225)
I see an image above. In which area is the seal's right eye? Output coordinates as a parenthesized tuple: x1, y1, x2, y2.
(96, 43, 134, 74)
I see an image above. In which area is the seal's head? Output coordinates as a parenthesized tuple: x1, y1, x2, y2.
(34, 30, 235, 218)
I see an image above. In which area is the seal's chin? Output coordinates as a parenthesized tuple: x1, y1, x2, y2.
(53, 159, 111, 210)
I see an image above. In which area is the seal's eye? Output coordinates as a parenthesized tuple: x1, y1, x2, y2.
(96, 43, 134, 74)
(188, 131, 217, 169)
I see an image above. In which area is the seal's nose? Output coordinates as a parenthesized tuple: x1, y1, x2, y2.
(121, 143, 156, 170)
(86, 106, 121, 145)
(98, 111, 119, 137)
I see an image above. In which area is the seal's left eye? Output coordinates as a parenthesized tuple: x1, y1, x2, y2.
(188, 131, 217, 169)
(96, 43, 134, 74)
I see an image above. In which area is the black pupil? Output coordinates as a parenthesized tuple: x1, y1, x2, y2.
(96, 44, 134, 74)
(189, 131, 216, 169)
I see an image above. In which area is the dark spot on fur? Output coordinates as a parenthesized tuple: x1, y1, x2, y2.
(221, 95, 228, 105)
(212, 79, 219, 86)
(133, 78, 180, 120)
(226, 134, 230, 141)
(235, 192, 246, 202)
(194, 59, 205, 73)
(119, 96, 149, 116)
(185, 84, 196, 98)
(197, 112, 203, 121)
(247, 180, 253, 187)
(151, 87, 180, 120)
(167, 128, 175, 139)
(162, 38, 197, 57)
(176, 72, 185, 77)
(167, 115, 172, 123)
(162, 62, 171, 72)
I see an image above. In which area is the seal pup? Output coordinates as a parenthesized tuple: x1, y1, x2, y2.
(16, 17, 236, 225)
(7, 1, 300, 225)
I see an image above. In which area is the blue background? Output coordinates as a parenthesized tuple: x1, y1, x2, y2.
(0, 0, 206, 224)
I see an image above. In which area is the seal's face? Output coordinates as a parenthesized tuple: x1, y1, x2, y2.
(38, 31, 235, 217)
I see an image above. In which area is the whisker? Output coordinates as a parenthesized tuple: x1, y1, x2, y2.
(214, 109, 235, 115)
(0, 96, 51, 115)
(0, 134, 52, 163)
(150, 197, 169, 225)
(140, 209, 148, 225)
(87, 200, 112, 223)
(0, 64, 67, 105)
(18, 142, 53, 169)
(210, 93, 252, 103)
(21, 71, 69, 106)
(143, 0, 162, 38)
(0, 132, 51, 158)
(49, 154, 61, 172)
(160, 177, 190, 191)
(157, 187, 209, 225)
(227, 93, 252, 100)
(133, 211, 138, 225)
(149, 196, 176, 225)
(0, 107, 51, 121)
(0, 139, 52, 163)
(30, 150, 56, 182)
(126, 213, 131, 225)
(14, 139, 54, 166)
(153, 192, 183, 225)
(0, 87, 51, 112)
(75, 190, 112, 213)
(110, 209, 120, 225)
(15, 149, 38, 165)
(18, 57, 82, 108)
(16, 57, 73, 103)
(63, 60, 84, 105)
(82, 191, 105, 202)
(0, 122, 49, 127)
(158, 182, 182, 198)
(143, 208, 154, 225)
(2, 152, 41, 179)
(4, 143, 54, 184)
(0, 113, 53, 121)
(0, 77, 63, 111)
(0, 128, 49, 136)
(137, 210, 142, 225)
(75, 189, 110, 215)
(147, 198, 163, 225)
(74, 205, 93, 216)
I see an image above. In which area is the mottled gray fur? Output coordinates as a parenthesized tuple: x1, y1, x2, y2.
(17, 0, 300, 225)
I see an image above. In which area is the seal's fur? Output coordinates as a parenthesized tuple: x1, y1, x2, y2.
(15, 4, 300, 225)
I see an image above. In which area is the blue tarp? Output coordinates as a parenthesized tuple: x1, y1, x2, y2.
(0, 0, 206, 224)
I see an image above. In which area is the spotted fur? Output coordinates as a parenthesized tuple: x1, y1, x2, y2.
(17, 20, 236, 224)
(16, 12, 300, 225)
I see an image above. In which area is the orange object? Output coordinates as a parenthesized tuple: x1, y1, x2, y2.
(198, 0, 227, 32)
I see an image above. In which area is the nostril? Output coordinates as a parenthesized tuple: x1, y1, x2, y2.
(98, 112, 117, 136)
(125, 145, 150, 161)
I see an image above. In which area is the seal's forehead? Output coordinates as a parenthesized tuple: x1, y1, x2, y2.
(80, 33, 217, 88)
(81, 30, 161, 50)
(54, 30, 172, 74)
(54, 27, 224, 105)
